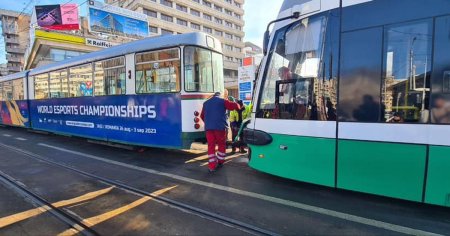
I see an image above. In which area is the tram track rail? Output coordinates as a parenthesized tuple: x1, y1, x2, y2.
(0, 142, 278, 236)
(0, 170, 98, 236)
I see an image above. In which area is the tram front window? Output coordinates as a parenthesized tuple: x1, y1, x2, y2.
(257, 15, 328, 120)
(184, 46, 224, 93)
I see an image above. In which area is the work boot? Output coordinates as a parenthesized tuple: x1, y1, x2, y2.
(239, 147, 247, 154)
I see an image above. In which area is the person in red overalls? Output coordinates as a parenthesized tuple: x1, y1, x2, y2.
(200, 92, 240, 172)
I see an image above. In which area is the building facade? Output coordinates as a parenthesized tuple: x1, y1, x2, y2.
(0, 9, 31, 74)
(105, 0, 245, 93)
(24, 17, 135, 70)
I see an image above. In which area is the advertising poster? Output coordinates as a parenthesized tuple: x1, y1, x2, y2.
(30, 94, 182, 148)
(35, 4, 80, 30)
(88, 1, 149, 39)
(0, 100, 30, 128)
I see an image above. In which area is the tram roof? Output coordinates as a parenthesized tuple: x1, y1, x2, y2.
(0, 71, 28, 82)
(29, 32, 222, 76)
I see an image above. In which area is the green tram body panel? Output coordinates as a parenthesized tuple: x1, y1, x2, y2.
(337, 140, 426, 202)
(248, 134, 335, 187)
(247, 134, 450, 206)
(425, 146, 450, 207)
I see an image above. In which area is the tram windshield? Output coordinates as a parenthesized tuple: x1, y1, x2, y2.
(184, 46, 224, 93)
(259, 15, 327, 111)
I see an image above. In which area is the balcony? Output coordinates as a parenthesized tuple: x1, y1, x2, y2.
(224, 60, 240, 70)
(2, 26, 18, 34)
(5, 37, 19, 44)
(6, 54, 22, 63)
(7, 66, 21, 72)
(6, 47, 25, 54)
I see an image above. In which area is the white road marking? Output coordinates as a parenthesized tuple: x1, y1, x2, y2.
(15, 138, 27, 141)
(2, 134, 12, 137)
(38, 143, 442, 236)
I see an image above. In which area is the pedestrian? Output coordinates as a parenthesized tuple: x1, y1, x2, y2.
(230, 100, 251, 153)
(200, 91, 240, 172)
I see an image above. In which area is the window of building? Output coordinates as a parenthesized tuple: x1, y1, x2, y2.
(192, 0, 199, 3)
(69, 63, 93, 97)
(161, 29, 174, 35)
(161, 14, 173, 22)
(225, 9, 232, 15)
(203, 0, 211, 7)
(191, 9, 200, 17)
(49, 69, 68, 98)
(215, 17, 223, 24)
(225, 56, 233, 61)
(177, 18, 188, 26)
(234, 47, 241, 52)
(203, 26, 212, 33)
(235, 25, 242, 31)
(215, 30, 223, 37)
(236, 58, 242, 65)
(226, 21, 233, 28)
(225, 33, 233, 39)
(34, 73, 49, 99)
(176, 4, 187, 12)
(234, 13, 241, 19)
(203, 14, 212, 21)
(161, 0, 173, 7)
(149, 26, 158, 33)
(225, 0, 232, 4)
(235, 2, 241, 8)
(191, 23, 200, 30)
(94, 57, 126, 96)
(224, 44, 233, 51)
(143, 9, 157, 18)
(135, 48, 181, 93)
(214, 5, 222, 12)
(235, 36, 241, 41)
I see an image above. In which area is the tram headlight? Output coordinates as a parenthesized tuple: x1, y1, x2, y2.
(194, 111, 199, 116)
(194, 117, 200, 123)
(194, 124, 200, 129)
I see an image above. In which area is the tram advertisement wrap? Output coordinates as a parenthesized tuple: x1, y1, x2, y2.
(0, 100, 30, 127)
(29, 94, 182, 148)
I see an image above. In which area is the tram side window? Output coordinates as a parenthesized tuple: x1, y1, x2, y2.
(34, 73, 49, 100)
(12, 79, 24, 100)
(0, 83, 3, 101)
(69, 63, 93, 97)
(382, 20, 432, 123)
(135, 49, 180, 93)
(2, 81, 13, 100)
(430, 15, 450, 124)
(256, 15, 331, 120)
(49, 69, 68, 98)
(184, 46, 215, 92)
(94, 57, 126, 96)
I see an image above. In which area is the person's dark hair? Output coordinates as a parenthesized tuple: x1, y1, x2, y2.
(237, 100, 244, 106)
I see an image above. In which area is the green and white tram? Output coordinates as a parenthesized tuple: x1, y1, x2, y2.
(244, 0, 450, 207)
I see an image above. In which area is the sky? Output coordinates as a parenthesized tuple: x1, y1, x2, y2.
(0, 0, 283, 64)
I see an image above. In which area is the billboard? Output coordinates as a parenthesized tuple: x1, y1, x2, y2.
(88, 1, 149, 39)
(35, 4, 80, 30)
(30, 94, 182, 148)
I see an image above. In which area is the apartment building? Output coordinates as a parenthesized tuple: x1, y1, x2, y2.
(105, 0, 245, 93)
(0, 9, 31, 75)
